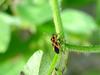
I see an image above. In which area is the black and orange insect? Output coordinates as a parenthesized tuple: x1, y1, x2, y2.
(51, 34, 60, 54)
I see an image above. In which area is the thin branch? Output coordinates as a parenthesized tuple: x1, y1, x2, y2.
(66, 43, 100, 53)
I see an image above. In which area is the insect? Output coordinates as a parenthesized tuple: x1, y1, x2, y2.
(51, 34, 60, 54)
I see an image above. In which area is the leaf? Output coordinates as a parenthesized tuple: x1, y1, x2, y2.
(39, 50, 55, 75)
(0, 13, 21, 53)
(38, 36, 55, 75)
(16, 2, 52, 25)
(61, 9, 97, 36)
(0, 55, 25, 75)
(0, 23, 10, 53)
(22, 35, 55, 75)
(21, 50, 43, 75)
(0, 13, 21, 26)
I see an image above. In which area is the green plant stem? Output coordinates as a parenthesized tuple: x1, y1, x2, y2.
(48, 54, 58, 75)
(50, 0, 68, 75)
(49, 0, 100, 75)
(66, 44, 100, 53)
(51, 0, 64, 35)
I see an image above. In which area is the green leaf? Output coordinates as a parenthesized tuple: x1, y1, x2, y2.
(16, 3, 52, 25)
(21, 50, 43, 75)
(0, 22, 10, 53)
(0, 13, 21, 53)
(39, 49, 55, 75)
(0, 13, 21, 26)
(0, 13, 11, 53)
(0, 56, 25, 75)
(25, 35, 55, 75)
(61, 9, 97, 36)
(38, 36, 55, 75)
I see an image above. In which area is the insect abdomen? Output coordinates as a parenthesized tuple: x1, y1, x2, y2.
(54, 46, 59, 54)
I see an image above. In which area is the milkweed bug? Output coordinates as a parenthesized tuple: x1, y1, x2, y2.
(51, 34, 60, 54)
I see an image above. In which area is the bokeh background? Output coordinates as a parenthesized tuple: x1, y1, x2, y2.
(0, 0, 100, 75)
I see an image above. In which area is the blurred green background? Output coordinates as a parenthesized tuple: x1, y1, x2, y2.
(0, 0, 100, 75)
